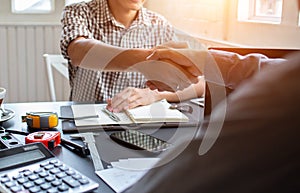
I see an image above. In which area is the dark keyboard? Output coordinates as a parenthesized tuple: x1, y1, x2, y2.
(0, 158, 99, 193)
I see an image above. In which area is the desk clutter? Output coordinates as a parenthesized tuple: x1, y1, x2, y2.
(0, 99, 203, 193)
(71, 99, 189, 127)
(60, 99, 201, 133)
(0, 128, 23, 149)
(0, 143, 99, 193)
(22, 112, 59, 129)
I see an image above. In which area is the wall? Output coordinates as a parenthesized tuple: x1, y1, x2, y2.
(145, 0, 300, 48)
(145, 0, 228, 41)
(0, 0, 69, 103)
(0, 24, 69, 103)
(227, 0, 300, 48)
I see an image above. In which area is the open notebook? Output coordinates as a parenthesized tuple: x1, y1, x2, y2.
(71, 100, 189, 127)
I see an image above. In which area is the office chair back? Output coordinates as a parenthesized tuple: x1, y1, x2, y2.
(43, 54, 69, 102)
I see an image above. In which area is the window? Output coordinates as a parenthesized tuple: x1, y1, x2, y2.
(12, 0, 54, 14)
(238, 0, 283, 23)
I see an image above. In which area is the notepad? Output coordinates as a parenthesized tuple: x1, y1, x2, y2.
(126, 99, 188, 123)
(71, 99, 189, 127)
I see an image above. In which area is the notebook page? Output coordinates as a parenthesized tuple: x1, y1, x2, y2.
(126, 100, 189, 123)
(71, 104, 133, 126)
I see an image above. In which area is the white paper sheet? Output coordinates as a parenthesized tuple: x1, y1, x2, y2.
(71, 104, 133, 126)
(95, 158, 160, 193)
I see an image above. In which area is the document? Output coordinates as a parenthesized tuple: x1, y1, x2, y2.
(71, 99, 189, 127)
(126, 99, 188, 122)
(95, 158, 160, 193)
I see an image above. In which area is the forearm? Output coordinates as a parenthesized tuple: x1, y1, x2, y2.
(157, 77, 205, 102)
(208, 50, 266, 89)
(208, 49, 286, 90)
(67, 37, 152, 70)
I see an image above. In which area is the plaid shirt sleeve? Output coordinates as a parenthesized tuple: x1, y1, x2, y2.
(148, 11, 176, 44)
(60, 3, 93, 60)
(162, 17, 176, 42)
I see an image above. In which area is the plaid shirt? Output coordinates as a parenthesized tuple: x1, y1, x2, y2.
(60, 0, 175, 102)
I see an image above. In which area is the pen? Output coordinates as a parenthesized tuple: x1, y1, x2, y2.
(102, 108, 121, 122)
(58, 115, 99, 120)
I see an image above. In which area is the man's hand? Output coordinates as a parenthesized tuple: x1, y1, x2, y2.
(106, 87, 161, 112)
(143, 45, 206, 91)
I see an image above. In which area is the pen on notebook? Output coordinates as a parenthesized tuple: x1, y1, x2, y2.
(59, 115, 99, 120)
(102, 108, 121, 122)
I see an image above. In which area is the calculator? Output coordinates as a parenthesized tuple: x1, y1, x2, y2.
(0, 142, 99, 193)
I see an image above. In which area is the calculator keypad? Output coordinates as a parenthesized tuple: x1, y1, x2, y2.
(0, 158, 98, 193)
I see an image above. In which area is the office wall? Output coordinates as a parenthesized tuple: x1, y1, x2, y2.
(0, 24, 69, 103)
(0, 0, 69, 103)
(145, 0, 300, 48)
(146, 0, 227, 41)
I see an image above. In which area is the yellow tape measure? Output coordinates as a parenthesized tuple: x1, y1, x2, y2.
(22, 112, 58, 129)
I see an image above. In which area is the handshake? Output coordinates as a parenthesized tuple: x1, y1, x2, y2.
(133, 41, 208, 92)
(71, 39, 210, 92)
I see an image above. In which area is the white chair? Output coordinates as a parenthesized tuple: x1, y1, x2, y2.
(43, 54, 69, 102)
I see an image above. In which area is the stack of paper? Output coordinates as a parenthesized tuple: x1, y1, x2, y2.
(95, 158, 160, 193)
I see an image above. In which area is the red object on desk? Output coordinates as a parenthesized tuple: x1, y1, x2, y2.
(25, 131, 61, 150)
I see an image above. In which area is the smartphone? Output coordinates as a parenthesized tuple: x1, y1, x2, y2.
(110, 130, 171, 153)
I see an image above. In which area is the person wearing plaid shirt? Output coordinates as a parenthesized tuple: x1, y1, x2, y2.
(60, 0, 181, 102)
